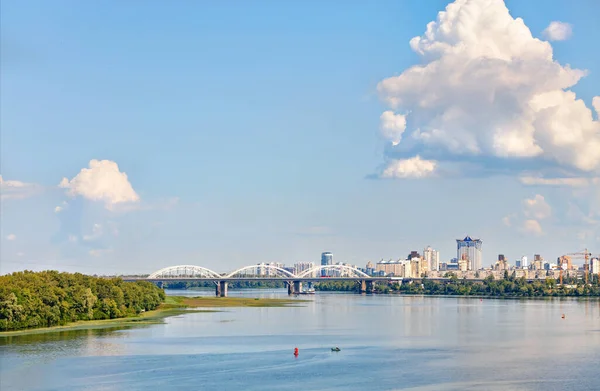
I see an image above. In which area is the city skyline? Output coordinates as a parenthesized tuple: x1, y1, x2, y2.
(1, 0, 599, 275)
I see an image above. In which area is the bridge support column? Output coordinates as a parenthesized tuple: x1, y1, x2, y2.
(293, 281, 302, 294)
(358, 280, 367, 294)
(216, 281, 228, 297)
(156, 281, 163, 289)
(287, 281, 293, 295)
(219, 281, 228, 297)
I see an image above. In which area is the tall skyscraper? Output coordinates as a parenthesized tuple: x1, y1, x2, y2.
(321, 252, 333, 277)
(423, 246, 440, 272)
(456, 236, 482, 271)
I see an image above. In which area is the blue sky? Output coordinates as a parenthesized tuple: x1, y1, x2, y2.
(1, 0, 599, 275)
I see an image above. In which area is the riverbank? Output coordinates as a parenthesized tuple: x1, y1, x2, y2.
(0, 296, 306, 337)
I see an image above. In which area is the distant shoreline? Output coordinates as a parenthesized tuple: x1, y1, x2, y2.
(371, 292, 600, 301)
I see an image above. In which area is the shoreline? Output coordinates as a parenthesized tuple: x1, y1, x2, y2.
(372, 292, 600, 300)
(0, 296, 305, 337)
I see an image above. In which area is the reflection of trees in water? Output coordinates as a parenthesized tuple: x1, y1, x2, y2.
(0, 326, 135, 358)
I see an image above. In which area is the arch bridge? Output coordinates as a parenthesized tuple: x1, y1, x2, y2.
(138, 263, 383, 296)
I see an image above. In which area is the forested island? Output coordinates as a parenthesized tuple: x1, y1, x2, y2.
(0, 271, 165, 332)
(315, 274, 600, 297)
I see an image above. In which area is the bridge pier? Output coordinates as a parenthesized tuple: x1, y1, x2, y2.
(357, 280, 374, 294)
(215, 281, 228, 297)
(287, 281, 303, 295)
(358, 280, 367, 294)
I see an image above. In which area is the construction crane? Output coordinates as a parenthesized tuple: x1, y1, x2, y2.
(565, 249, 592, 284)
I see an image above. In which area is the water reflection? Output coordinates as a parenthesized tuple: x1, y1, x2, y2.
(1, 291, 599, 391)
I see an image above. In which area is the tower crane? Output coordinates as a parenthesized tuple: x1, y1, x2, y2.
(565, 249, 592, 284)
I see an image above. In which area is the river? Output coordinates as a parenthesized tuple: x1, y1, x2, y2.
(1, 290, 599, 390)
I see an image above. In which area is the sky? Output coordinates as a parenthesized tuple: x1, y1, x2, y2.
(1, 0, 599, 275)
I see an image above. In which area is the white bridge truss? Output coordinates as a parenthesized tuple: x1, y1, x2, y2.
(297, 265, 370, 278)
(147, 264, 369, 279)
(148, 265, 222, 279)
(225, 264, 296, 279)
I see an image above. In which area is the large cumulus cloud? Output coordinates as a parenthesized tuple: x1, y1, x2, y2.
(375, 0, 599, 179)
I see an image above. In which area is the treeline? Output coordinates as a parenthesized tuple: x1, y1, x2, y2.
(162, 281, 285, 290)
(314, 275, 600, 297)
(402, 274, 600, 297)
(0, 271, 165, 332)
(314, 281, 358, 292)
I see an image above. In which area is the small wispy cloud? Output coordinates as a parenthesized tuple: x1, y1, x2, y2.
(542, 21, 573, 41)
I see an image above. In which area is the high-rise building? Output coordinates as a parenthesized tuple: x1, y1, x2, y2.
(423, 246, 440, 272)
(590, 258, 600, 274)
(321, 252, 333, 277)
(558, 255, 572, 270)
(365, 261, 375, 276)
(456, 235, 483, 271)
(294, 262, 315, 277)
(408, 251, 421, 260)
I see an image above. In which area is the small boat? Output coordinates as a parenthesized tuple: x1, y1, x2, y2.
(297, 290, 315, 295)
(331, 347, 341, 352)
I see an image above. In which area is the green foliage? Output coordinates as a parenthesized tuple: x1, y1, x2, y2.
(393, 276, 600, 297)
(0, 271, 165, 331)
(311, 274, 600, 298)
(313, 281, 359, 292)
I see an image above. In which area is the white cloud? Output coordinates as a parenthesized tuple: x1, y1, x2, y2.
(521, 219, 544, 236)
(502, 215, 514, 227)
(542, 21, 573, 41)
(16, 252, 24, 257)
(523, 194, 552, 220)
(376, 0, 599, 177)
(83, 223, 103, 241)
(380, 156, 437, 178)
(593, 97, 600, 118)
(6, 233, 16, 241)
(0, 175, 42, 200)
(519, 176, 595, 187)
(54, 201, 68, 213)
(380, 111, 407, 146)
(68, 235, 78, 243)
(59, 160, 139, 210)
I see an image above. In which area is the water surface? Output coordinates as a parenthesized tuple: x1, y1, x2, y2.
(2, 290, 599, 390)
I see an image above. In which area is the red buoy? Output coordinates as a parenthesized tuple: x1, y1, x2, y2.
(294, 347, 299, 356)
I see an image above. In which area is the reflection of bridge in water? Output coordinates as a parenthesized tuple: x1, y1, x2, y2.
(123, 264, 398, 296)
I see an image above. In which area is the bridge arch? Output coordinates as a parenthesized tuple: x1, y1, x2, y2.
(148, 265, 222, 279)
(298, 265, 369, 278)
(226, 264, 297, 279)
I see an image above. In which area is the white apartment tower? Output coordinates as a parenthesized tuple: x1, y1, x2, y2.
(456, 236, 483, 271)
(423, 246, 440, 272)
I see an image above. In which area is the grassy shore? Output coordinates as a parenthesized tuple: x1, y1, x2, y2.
(0, 296, 305, 337)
